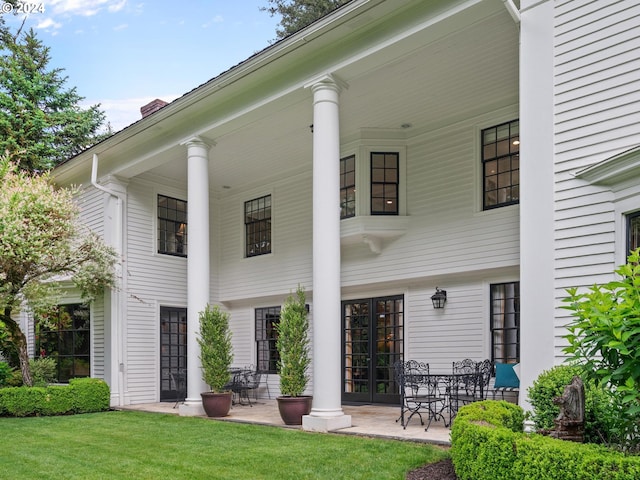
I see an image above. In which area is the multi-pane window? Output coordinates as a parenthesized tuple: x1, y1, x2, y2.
(245, 195, 272, 257)
(371, 152, 399, 215)
(490, 282, 520, 364)
(158, 194, 187, 256)
(256, 306, 281, 373)
(35, 303, 91, 383)
(628, 212, 640, 253)
(340, 155, 356, 219)
(482, 120, 519, 209)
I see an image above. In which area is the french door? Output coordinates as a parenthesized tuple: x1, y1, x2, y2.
(159, 306, 187, 402)
(342, 295, 403, 404)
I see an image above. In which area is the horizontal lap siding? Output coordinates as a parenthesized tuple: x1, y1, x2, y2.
(407, 284, 487, 372)
(342, 118, 520, 287)
(91, 296, 105, 379)
(125, 179, 188, 403)
(76, 187, 105, 237)
(553, 0, 640, 356)
(218, 171, 312, 302)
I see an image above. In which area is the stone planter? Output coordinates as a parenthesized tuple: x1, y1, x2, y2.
(277, 395, 313, 425)
(201, 391, 232, 417)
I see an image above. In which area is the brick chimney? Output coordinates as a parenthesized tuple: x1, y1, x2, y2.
(140, 98, 169, 118)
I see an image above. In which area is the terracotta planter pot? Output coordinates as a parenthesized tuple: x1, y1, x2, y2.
(277, 395, 313, 425)
(201, 391, 232, 417)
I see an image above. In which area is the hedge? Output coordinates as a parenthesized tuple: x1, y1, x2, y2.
(450, 400, 640, 480)
(0, 378, 110, 417)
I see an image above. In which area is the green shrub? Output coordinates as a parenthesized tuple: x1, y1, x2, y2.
(29, 357, 57, 386)
(0, 378, 110, 416)
(6, 369, 23, 387)
(451, 401, 640, 480)
(70, 377, 110, 413)
(0, 386, 46, 416)
(563, 248, 640, 450)
(528, 364, 617, 445)
(0, 361, 13, 387)
(40, 385, 75, 415)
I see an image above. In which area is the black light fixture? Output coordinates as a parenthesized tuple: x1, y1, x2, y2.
(431, 287, 447, 309)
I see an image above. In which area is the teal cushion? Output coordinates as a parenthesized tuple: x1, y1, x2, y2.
(494, 362, 520, 388)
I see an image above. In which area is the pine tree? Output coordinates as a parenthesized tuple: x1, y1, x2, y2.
(0, 28, 105, 171)
(262, 0, 350, 39)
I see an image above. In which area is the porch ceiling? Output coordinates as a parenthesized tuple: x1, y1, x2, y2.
(143, 3, 519, 193)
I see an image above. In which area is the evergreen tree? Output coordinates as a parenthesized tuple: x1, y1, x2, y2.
(262, 0, 350, 39)
(0, 28, 105, 171)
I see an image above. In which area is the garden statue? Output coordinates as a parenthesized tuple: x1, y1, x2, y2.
(550, 376, 585, 442)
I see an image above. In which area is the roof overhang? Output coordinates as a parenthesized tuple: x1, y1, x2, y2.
(53, 0, 519, 193)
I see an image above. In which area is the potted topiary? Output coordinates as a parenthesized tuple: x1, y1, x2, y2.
(198, 304, 234, 417)
(276, 285, 312, 425)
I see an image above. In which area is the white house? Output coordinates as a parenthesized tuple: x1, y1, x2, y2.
(35, 0, 640, 431)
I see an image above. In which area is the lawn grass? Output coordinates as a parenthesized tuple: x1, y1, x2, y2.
(0, 410, 448, 479)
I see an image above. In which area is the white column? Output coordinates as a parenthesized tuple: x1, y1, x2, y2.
(303, 75, 351, 432)
(519, 0, 555, 411)
(180, 137, 211, 416)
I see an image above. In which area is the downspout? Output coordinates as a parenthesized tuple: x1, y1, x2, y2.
(91, 154, 126, 407)
(503, 0, 521, 24)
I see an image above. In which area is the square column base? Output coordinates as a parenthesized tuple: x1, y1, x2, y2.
(302, 414, 352, 432)
(179, 401, 205, 417)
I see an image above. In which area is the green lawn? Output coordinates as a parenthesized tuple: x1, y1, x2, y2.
(0, 411, 448, 479)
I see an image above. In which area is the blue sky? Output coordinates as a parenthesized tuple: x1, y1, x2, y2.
(3, 0, 281, 131)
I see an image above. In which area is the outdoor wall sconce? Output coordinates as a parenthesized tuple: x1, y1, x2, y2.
(431, 287, 447, 309)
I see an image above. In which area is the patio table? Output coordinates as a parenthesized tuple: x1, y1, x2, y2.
(397, 365, 483, 431)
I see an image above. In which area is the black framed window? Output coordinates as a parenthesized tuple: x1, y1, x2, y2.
(158, 194, 187, 256)
(256, 306, 281, 373)
(371, 152, 399, 215)
(35, 303, 91, 383)
(340, 155, 356, 219)
(628, 212, 640, 253)
(490, 282, 520, 364)
(482, 120, 519, 210)
(245, 195, 271, 257)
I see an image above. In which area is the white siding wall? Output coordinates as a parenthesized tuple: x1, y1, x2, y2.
(91, 295, 105, 379)
(342, 116, 520, 287)
(553, 0, 640, 355)
(218, 171, 313, 302)
(76, 185, 106, 236)
(124, 177, 189, 403)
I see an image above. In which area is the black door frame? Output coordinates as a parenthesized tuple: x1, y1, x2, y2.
(342, 295, 403, 404)
(159, 306, 187, 402)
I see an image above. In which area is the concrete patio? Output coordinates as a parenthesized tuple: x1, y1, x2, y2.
(117, 399, 452, 446)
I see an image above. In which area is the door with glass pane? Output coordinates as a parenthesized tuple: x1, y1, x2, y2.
(342, 296, 403, 404)
(160, 307, 187, 402)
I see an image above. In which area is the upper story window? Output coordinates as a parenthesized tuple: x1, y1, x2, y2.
(482, 120, 519, 210)
(490, 282, 520, 364)
(340, 155, 356, 219)
(255, 306, 281, 374)
(35, 303, 91, 383)
(371, 152, 399, 215)
(628, 212, 640, 253)
(158, 194, 187, 257)
(245, 195, 271, 257)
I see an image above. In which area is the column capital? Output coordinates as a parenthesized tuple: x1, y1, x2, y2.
(181, 135, 215, 150)
(305, 73, 349, 95)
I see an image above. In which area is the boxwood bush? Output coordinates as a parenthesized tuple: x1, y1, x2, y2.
(528, 364, 617, 445)
(0, 378, 110, 416)
(451, 400, 640, 480)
